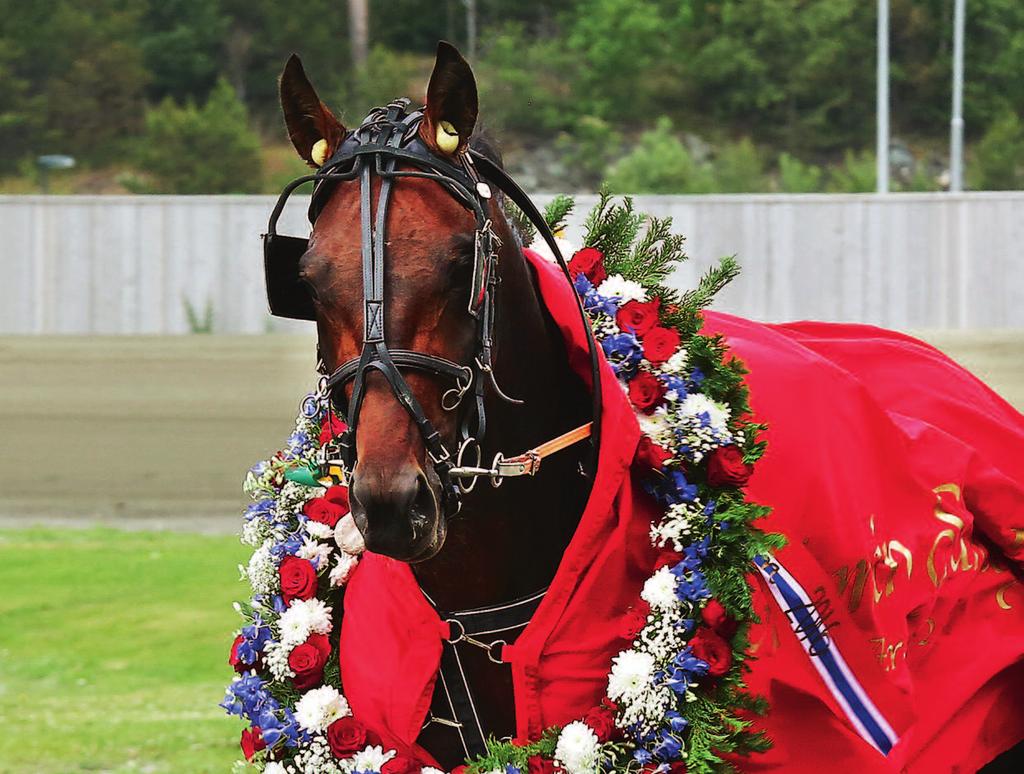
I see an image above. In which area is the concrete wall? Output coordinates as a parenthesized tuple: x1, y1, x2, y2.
(2, 192, 1022, 333)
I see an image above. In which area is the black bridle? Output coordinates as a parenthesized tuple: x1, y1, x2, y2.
(263, 99, 602, 516)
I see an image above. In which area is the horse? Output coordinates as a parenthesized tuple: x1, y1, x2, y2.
(264, 42, 1024, 773)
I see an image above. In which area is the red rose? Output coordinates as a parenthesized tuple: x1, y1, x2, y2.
(627, 371, 666, 414)
(382, 756, 422, 774)
(641, 325, 681, 366)
(528, 756, 557, 774)
(303, 497, 345, 528)
(288, 633, 331, 691)
(635, 435, 671, 471)
(706, 445, 753, 488)
(690, 628, 733, 677)
(668, 764, 688, 773)
(654, 550, 683, 571)
(568, 247, 607, 285)
(623, 603, 650, 639)
(319, 415, 348, 446)
(701, 598, 739, 640)
(583, 705, 618, 742)
(240, 726, 266, 761)
(229, 634, 246, 673)
(326, 716, 367, 758)
(279, 556, 318, 604)
(615, 298, 660, 336)
(324, 485, 350, 512)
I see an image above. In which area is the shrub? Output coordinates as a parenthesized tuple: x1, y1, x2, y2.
(554, 115, 623, 189)
(131, 78, 261, 194)
(713, 138, 768, 192)
(777, 152, 824, 192)
(342, 46, 427, 122)
(827, 149, 876, 193)
(969, 110, 1024, 190)
(603, 117, 714, 194)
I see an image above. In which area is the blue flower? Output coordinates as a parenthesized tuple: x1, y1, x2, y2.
(653, 730, 683, 761)
(585, 287, 620, 317)
(601, 332, 643, 376)
(664, 647, 710, 694)
(659, 373, 688, 398)
(245, 499, 276, 523)
(237, 616, 272, 663)
(573, 273, 594, 296)
(506, 767, 522, 774)
(633, 747, 654, 765)
(665, 710, 689, 733)
(220, 673, 278, 722)
(270, 533, 304, 560)
(689, 367, 705, 388)
(675, 568, 712, 603)
(249, 460, 268, 477)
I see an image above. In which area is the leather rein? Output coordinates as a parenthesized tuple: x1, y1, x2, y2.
(264, 99, 601, 516)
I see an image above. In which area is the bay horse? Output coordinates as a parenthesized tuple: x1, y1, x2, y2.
(270, 42, 1024, 773)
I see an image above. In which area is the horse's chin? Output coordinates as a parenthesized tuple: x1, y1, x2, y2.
(404, 514, 447, 564)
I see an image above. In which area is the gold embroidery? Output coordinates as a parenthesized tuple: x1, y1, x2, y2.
(926, 485, 989, 588)
(833, 559, 870, 614)
(869, 513, 914, 603)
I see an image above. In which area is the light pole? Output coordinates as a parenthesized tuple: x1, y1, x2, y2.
(36, 154, 76, 194)
(950, 0, 966, 192)
(876, 0, 890, 193)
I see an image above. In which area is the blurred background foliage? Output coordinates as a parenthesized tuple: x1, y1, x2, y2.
(1, 0, 1022, 194)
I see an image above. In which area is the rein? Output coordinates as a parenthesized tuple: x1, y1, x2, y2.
(263, 99, 601, 514)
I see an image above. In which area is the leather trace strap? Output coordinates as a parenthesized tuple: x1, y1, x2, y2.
(449, 421, 592, 483)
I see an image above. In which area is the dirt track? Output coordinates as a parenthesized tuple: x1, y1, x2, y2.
(1, 331, 1022, 533)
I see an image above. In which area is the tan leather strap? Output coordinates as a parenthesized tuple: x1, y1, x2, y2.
(449, 422, 593, 482)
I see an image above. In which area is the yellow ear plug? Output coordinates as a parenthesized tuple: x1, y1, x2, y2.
(436, 120, 460, 153)
(311, 138, 329, 166)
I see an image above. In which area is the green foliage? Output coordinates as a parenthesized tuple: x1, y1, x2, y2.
(131, 78, 262, 194)
(140, 0, 227, 103)
(343, 45, 427, 122)
(714, 138, 768, 193)
(827, 149, 876, 193)
(554, 115, 623, 189)
(184, 297, 215, 334)
(969, 110, 1024, 190)
(777, 152, 824, 193)
(604, 118, 715, 194)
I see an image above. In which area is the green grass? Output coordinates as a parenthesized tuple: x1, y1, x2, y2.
(0, 528, 250, 773)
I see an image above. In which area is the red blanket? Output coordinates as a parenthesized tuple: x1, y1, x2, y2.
(338, 250, 1024, 772)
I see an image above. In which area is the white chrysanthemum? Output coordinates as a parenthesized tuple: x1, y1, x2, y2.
(554, 720, 601, 774)
(298, 537, 334, 569)
(662, 348, 690, 375)
(637, 408, 673, 449)
(607, 649, 656, 702)
(294, 685, 351, 731)
(246, 541, 279, 595)
(330, 552, 359, 587)
(641, 566, 679, 611)
(279, 598, 333, 646)
(679, 393, 731, 433)
(650, 501, 703, 552)
(596, 274, 646, 303)
(263, 763, 287, 774)
(528, 233, 577, 264)
(347, 745, 396, 772)
(305, 520, 334, 540)
(421, 769, 446, 774)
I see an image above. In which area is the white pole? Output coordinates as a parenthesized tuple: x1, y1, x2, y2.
(950, 0, 966, 191)
(877, 0, 890, 193)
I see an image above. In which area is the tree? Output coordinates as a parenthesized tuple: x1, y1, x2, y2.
(132, 78, 262, 194)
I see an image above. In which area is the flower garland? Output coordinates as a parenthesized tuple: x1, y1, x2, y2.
(223, 193, 783, 774)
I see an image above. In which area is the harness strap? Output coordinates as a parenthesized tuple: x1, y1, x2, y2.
(449, 422, 593, 481)
(423, 588, 546, 759)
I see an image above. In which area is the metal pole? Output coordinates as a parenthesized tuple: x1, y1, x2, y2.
(950, 0, 966, 191)
(465, 0, 477, 60)
(876, 0, 890, 193)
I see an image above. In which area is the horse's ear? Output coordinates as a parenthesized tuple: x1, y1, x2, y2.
(422, 41, 478, 155)
(279, 54, 346, 168)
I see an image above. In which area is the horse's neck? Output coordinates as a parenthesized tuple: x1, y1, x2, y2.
(412, 235, 592, 612)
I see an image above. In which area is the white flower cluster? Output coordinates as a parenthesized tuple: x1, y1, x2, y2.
(263, 639, 296, 682)
(246, 540, 280, 596)
(650, 500, 705, 553)
(293, 734, 344, 774)
(279, 480, 323, 519)
(279, 597, 333, 646)
(342, 745, 396, 774)
(242, 515, 274, 548)
(295, 685, 351, 732)
(554, 721, 602, 774)
(596, 275, 647, 303)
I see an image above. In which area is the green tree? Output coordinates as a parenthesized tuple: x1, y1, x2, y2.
(604, 117, 714, 194)
(140, 0, 228, 103)
(969, 111, 1024, 190)
(777, 152, 824, 192)
(131, 78, 261, 194)
(827, 150, 876, 193)
(713, 138, 768, 192)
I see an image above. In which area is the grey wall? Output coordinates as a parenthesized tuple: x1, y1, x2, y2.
(2, 192, 1022, 333)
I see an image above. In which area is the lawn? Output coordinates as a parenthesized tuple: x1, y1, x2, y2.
(0, 528, 251, 773)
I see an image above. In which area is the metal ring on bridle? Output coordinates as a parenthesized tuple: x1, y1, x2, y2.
(441, 366, 474, 411)
(455, 437, 483, 493)
(490, 452, 505, 488)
